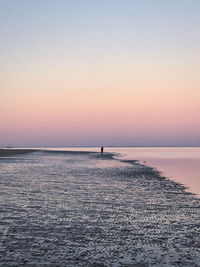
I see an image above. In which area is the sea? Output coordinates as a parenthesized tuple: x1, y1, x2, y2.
(0, 147, 199, 266)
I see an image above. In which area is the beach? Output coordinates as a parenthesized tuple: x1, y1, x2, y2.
(0, 149, 37, 157)
(0, 149, 200, 266)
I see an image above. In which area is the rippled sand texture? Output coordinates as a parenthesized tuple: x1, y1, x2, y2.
(0, 151, 200, 266)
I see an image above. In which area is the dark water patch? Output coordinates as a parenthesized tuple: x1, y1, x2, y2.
(120, 159, 139, 165)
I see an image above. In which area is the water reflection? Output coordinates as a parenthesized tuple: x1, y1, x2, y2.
(107, 147, 200, 196)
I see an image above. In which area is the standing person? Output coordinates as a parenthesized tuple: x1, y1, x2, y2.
(101, 146, 104, 154)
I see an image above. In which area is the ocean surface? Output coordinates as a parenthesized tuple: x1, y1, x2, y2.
(0, 147, 200, 266)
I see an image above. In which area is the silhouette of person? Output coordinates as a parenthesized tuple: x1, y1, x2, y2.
(101, 146, 104, 154)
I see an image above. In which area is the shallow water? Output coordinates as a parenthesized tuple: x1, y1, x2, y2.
(0, 149, 200, 266)
(105, 147, 200, 196)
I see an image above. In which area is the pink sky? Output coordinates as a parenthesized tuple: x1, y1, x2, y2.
(0, 1, 200, 146)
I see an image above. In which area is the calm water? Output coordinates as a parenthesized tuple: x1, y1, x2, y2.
(41, 147, 200, 196)
(108, 147, 200, 197)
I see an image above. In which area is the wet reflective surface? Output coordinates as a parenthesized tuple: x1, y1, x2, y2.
(107, 147, 200, 196)
(0, 150, 200, 266)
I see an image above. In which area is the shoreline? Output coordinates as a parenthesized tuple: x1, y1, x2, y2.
(0, 148, 117, 160)
(0, 148, 199, 265)
(0, 148, 199, 198)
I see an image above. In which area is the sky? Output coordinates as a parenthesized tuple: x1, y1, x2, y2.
(0, 0, 200, 147)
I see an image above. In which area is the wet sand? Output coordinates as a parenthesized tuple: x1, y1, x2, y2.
(0, 148, 116, 159)
(0, 149, 37, 157)
(0, 150, 199, 266)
